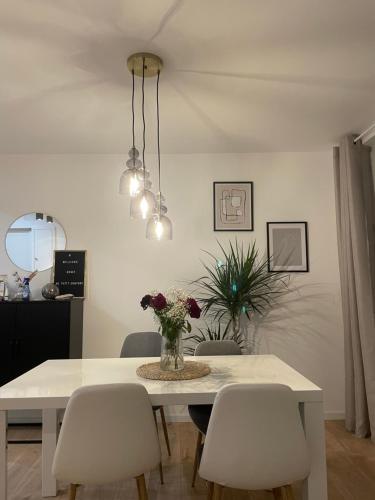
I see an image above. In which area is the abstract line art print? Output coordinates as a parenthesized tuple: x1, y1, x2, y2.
(213, 182, 254, 231)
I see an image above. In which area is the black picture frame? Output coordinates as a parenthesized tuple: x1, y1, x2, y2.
(213, 181, 254, 231)
(267, 222, 309, 273)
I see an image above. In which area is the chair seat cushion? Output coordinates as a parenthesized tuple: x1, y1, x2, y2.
(188, 404, 213, 435)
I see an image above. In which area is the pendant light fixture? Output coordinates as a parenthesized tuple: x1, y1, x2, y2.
(129, 54, 157, 220)
(119, 69, 143, 197)
(146, 69, 173, 240)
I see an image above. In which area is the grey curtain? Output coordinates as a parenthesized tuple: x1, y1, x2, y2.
(334, 135, 375, 440)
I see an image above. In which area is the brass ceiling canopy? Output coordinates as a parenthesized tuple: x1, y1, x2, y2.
(127, 52, 163, 78)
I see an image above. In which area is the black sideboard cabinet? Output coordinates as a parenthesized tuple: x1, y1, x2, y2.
(0, 299, 84, 387)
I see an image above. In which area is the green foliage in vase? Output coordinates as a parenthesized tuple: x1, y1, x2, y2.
(193, 239, 289, 333)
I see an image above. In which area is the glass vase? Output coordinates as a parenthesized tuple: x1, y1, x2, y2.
(160, 329, 184, 371)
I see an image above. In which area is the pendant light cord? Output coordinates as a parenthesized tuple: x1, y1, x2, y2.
(142, 57, 146, 188)
(156, 70, 161, 197)
(131, 69, 135, 163)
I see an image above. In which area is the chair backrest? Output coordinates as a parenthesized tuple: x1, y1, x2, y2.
(120, 331, 162, 358)
(199, 384, 310, 490)
(52, 384, 160, 485)
(195, 340, 242, 356)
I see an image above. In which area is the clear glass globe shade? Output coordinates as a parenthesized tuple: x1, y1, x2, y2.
(146, 214, 173, 241)
(119, 169, 142, 197)
(130, 189, 157, 220)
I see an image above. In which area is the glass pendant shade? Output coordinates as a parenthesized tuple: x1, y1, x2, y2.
(119, 147, 143, 197)
(146, 214, 173, 240)
(130, 189, 157, 220)
(119, 168, 143, 197)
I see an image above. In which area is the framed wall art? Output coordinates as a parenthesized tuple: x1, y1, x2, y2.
(213, 181, 254, 231)
(267, 222, 309, 272)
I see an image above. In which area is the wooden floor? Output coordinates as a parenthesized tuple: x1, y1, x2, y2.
(6, 420, 375, 499)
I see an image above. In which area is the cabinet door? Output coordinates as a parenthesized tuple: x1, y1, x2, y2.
(0, 303, 17, 338)
(14, 302, 70, 378)
(0, 303, 17, 386)
(0, 338, 14, 386)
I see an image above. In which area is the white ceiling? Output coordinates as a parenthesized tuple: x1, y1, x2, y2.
(1, 0, 375, 154)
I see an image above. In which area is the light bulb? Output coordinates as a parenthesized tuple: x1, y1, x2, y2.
(140, 195, 149, 220)
(155, 220, 164, 240)
(129, 174, 141, 197)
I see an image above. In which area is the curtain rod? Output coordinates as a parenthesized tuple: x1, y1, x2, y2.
(353, 122, 375, 143)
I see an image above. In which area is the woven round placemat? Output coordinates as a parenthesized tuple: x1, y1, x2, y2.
(136, 360, 211, 381)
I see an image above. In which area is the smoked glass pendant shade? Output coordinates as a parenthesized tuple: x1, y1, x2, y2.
(119, 148, 143, 197)
(130, 189, 157, 220)
(146, 213, 173, 240)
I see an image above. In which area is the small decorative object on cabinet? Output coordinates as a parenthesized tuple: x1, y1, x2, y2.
(0, 275, 8, 301)
(12, 271, 38, 302)
(41, 283, 60, 300)
(213, 181, 254, 231)
(267, 222, 309, 272)
(140, 289, 201, 371)
(0, 298, 84, 387)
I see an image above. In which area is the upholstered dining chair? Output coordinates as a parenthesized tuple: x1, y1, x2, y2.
(121, 331, 171, 483)
(189, 340, 242, 487)
(199, 384, 310, 500)
(52, 383, 160, 500)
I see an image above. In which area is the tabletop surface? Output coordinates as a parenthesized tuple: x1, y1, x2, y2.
(0, 355, 322, 410)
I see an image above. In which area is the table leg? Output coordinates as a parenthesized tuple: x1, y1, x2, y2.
(300, 401, 328, 500)
(42, 409, 58, 497)
(0, 411, 7, 500)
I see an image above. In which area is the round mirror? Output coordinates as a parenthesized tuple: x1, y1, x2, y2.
(5, 213, 67, 272)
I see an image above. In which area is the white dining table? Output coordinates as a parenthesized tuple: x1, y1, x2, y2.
(0, 354, 327, 500)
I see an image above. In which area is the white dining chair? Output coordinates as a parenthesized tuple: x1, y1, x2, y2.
(121, 331, 170, 484)
(189, 340, 242, 487)
(52, 383, 160, 500)
(199, 384, 310, 500)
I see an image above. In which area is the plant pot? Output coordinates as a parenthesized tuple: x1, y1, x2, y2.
(160, 329, 184, 371)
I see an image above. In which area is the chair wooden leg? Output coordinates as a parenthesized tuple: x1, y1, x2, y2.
(69, 484, 78, 500)
(158, 461, 164, 485)
(212, 483, 224, 500)
(135, 474, 148, 500)
(272, 488, 284, 500)
(152, 410, 164, 484)
(207, 481, 214, 500)
(283, 485, 295, 500)
(273, 486, 294, 500)
(153, 409, 158, 431)
(191, 431, 203, 487)
(159, 407, 171, 456)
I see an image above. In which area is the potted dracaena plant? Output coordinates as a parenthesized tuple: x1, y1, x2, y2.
(188, 240, 289, 352)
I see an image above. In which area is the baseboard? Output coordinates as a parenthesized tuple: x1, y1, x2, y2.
(324, 412, 345, 420)
(165, 414, 190, 423)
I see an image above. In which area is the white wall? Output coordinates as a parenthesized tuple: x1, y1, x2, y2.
(0, 152, 344, 417)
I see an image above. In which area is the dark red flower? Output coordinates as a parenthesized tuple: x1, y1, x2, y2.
(140, 294, 152, 310)
(151, 293, 167, 311)
(187, 298, 201, 319)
